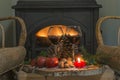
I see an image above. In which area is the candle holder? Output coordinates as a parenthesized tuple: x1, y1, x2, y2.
(74, 57, 86, 68)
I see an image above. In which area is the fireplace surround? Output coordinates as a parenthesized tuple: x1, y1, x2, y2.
(12, 0, 101, 60)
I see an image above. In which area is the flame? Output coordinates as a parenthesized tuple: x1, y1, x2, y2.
(36, 27, 50, 37)
(48, 26, 64, 36)
(36, 25, 79, 38)
(66, 27, 79, 36)
(77, 58, 81, 63)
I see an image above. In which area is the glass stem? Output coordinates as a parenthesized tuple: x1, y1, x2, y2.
(72, 44, 75, 61)
(54, 45, 58, 56)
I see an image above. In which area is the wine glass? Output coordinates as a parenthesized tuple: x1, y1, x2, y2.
(47, 26, 64, 56)
(65, 26, 82, 61)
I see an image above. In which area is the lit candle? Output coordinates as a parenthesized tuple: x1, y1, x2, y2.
(74, 57, 86, 68)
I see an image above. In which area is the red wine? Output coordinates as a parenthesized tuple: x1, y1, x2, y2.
(66, 35, 80, 44)
(48, 36, 61, 45)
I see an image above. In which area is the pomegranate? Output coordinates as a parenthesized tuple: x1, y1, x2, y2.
(37, 56, 46, 68)
(30, 58, 37, 67)
(45, 57, 58, 68)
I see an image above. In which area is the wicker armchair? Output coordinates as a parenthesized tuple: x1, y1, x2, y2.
(96, 16, 120, 71)
(0, 16, 27, 76)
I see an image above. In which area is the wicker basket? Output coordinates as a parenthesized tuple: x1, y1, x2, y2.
(96, 16, 120, 71)
(0, 16, 27, 75)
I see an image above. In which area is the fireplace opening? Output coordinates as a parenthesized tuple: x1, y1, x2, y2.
(32, 25, 84, 59)
(35, 25, 82, 46)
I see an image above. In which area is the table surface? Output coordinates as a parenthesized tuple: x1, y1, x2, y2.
(35, 65, 105, 77)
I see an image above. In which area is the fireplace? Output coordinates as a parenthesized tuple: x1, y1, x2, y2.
(12, 0, 101, 60)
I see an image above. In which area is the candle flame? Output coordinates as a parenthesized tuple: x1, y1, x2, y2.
(77, 58, 81, 63)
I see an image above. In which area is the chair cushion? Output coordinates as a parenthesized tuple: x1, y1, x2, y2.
(0, 46, 26, 75)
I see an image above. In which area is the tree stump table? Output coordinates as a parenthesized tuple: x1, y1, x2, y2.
(35, 65, 105, 80)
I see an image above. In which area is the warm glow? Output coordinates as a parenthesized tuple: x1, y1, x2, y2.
(36, 25, 67, 38)
(36, 27, 50, 37)
(66, 27, 79, 36)
(48, 26, 63, 36)
(77, 58, 81, 63)
(74, 57, 86, 68)
(35, 25, 79, 38)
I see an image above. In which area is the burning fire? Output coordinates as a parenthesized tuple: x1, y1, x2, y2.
(36, 27, 49, 37)
(36, 25, 79, 38)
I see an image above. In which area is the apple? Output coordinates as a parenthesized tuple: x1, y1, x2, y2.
(30, 58, 37, 67)
(45, 57, 58, 68)
(37, 56, 46, 68)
